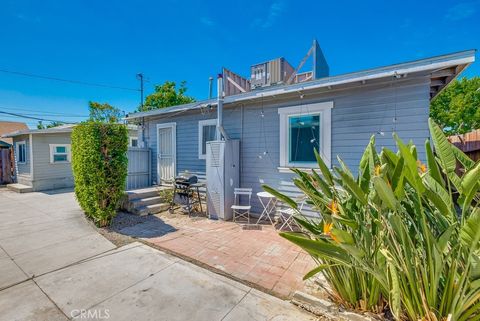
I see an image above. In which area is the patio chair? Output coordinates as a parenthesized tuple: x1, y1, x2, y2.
(276, 197, 306, 231)
(231, 188, 252, 223)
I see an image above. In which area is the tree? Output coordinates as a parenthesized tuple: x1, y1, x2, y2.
(88, 101, 123, 123)
(37, 121, 64, 129)
(430, 77, 480, 135)
(138, 81, 195, 112)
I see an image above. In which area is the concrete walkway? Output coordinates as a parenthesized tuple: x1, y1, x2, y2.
(0, 190, 315, 321)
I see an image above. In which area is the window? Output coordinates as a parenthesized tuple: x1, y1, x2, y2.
(198, 119, 217, 159)
(130, 137, 138, 147)
(16, 141, 26, 164)
(278, 102, 332, 169)
(49, 144, 71, 163)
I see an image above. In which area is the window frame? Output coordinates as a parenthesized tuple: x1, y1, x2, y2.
(198, 119, 217, 159)
(49, 144, 71, 164)
(129, 137, 139, 148)
(16, 141, 26, 164)
(278, 101, 333, 170)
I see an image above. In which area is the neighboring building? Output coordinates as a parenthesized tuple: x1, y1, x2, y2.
(0, 121, 28, 147)
(2, 124, 138, 191)
(126, 48, 476, 216)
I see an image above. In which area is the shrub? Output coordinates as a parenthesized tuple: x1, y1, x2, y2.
(264, 119, 480, 320)
(72, 122, 128, 227)
(158, 187, 174, 203)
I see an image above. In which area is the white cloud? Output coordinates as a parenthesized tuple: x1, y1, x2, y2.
(445, 2, 477, 21)
(251, 0, 286, 29)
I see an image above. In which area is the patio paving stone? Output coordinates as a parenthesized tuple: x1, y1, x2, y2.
(145, 216, 317, 298)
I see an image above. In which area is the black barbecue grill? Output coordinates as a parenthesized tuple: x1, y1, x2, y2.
(169, 174, 204, 215)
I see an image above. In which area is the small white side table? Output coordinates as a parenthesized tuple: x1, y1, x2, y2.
(256, 191, 277, 225)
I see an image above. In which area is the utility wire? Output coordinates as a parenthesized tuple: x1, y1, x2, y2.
(0, 109, 87, 118)
(0, 110, 74, 124)
(0, 106, 87, 117)
(0, 68, 140, 92)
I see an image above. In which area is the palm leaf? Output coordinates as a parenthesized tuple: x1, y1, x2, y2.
(373, 177, 397, 210)
(303, 264, 333, 280)
(460, 208, 480, 252)
(280, 232, 351, 265)
(462, 161, 480, 199)
(262, 185, 297, 209)
(425, 139, 444, 186)
(428, 118, 456, 173)
(452, 144, 475, 170)
(314, 148, 334, 185)
(335, 167, 368, 206)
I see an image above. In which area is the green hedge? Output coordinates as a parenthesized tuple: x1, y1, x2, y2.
(71, 122, 128, 226)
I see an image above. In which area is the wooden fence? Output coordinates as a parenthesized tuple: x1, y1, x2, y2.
(126, 147, 151, 190)
(0, 148, 14, 185)
(449, 129, 480, 162)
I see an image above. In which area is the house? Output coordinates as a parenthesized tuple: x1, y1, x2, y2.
(0, 121, 28, 148)
(2, 124, 139, 192)
(126, 47, 476, 216)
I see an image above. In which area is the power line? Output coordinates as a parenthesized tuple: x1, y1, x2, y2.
(0, 110, 74, 124)
(0, 68, 140, 92)
(0, 108, 87, 117)
(0, 106, 87, 115)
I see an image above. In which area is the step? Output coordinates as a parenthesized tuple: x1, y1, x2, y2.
(132, 196, 163, 208)
(134, 203, 170, 216)
(126, 188, 160, 200)
(126, 186, 171, 201)
(7, 183, 33, 193)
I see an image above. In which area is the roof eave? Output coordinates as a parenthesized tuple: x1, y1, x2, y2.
(125, 49, 476, 120)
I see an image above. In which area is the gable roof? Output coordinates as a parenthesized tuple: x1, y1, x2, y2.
(126, 49, 476, 120)
(0, 121, 29, 144)
(2, 124, 75, 138)
(2, 124, 138, 138)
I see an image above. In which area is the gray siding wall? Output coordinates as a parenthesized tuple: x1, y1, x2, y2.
(145, 113, 217, 183)
(13, 135, 32, 186)
(32, 133, 73, 191)
(144, 76, 431, 214)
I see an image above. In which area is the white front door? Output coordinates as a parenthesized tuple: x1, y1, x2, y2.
(156, 123, 176, 185)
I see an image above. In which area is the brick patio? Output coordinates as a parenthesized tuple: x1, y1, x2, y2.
(145, 217, 316, 299)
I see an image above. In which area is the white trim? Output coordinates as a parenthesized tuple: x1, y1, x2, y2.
(278, 101, 333, 169)
(129, 136, 139, 147)
(156, 122, 176, 184)
(49, 144, 71, 164)
(16, 140, 26, 164)
(29, 135, 34, 179)
(198, 119, 217, 159)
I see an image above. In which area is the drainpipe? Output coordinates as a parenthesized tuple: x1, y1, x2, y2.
(216, 74, 229, 140)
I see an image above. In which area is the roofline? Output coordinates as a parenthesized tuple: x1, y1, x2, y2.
(2, 127, 74, 138)
(2, 123, 138, 138)
(126, 49, 476, 120)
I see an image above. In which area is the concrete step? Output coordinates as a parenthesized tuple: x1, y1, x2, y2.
(7, 183, 33, 193)
(134, 203, 170, 216)
(132, 196, 163, 208)
(126, 187, 160, 200)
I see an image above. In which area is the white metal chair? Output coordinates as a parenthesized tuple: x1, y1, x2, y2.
(231, 188, 252, 223)
(277, 197, 306, 231)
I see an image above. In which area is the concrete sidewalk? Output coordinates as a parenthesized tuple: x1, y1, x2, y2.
(0, 190, 315, 321)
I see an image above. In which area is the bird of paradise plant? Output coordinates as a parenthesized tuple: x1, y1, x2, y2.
(263, 119, 480, 320)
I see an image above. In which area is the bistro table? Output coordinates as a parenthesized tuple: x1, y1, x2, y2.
(256, 191, 277, 226)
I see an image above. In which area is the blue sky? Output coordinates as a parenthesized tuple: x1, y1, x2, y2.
(0, 0, 479, 127)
